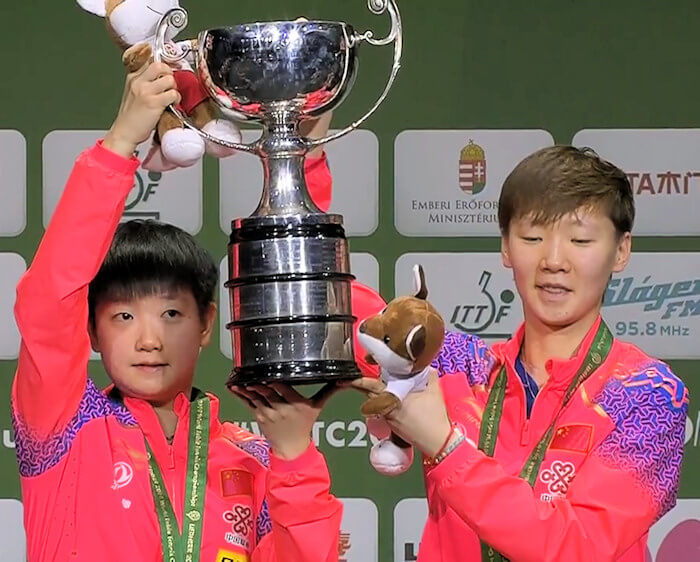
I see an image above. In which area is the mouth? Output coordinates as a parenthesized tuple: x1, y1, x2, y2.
(536, 283, 571, 295)
(133, 363, 168, 372)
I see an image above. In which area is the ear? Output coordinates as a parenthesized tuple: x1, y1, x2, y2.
(405, 325, 426, 362)
(412, 264, 428, 300)
(199, 302, 217, 348)
(501, 234, 513, 269)
(87, 320, 101, 353)
(612, 232, 632, 273)
(77, 0, 107, 17)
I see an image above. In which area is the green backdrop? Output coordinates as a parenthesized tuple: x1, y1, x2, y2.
(0, 1, 698, 561)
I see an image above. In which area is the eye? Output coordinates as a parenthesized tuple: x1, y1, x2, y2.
(163, 309, 181, 319)
(114, 312, 133, 321)
(521, 236, 541, 242)
(572, 239, 592, 245)
(383, 335, 391, 344)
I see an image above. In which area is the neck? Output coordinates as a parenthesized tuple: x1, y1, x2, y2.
(520, 311, 599, 386)
(150, 386, 193, 441)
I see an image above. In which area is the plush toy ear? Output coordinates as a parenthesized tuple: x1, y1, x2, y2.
(405, 325, 426, 362)
(412, 264, 428, 300)
(77, 0, 107, 17)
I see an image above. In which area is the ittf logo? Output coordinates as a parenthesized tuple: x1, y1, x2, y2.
(459, 140, 487, 194)
(124, 167, 162, 221)
(450, 271, 514, 338)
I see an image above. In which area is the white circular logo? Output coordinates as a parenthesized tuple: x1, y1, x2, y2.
(686, 415, 694, 445)
(112, 461, 134, 490)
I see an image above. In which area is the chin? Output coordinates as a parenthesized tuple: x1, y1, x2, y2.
(530, 306, 581, 329)
(115, 380, 178, 404)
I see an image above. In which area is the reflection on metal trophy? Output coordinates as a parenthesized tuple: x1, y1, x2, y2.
(154, 0, 402, 385)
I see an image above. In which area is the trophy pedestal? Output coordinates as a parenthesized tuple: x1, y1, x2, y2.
(227, 361, 360, 387)
(226, 213, 360, 386)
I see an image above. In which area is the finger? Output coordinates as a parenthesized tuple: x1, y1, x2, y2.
(148, 74, 177, 94)
(311, 382, 341, 408)
(348, 384, 369, 397)
(356, 390, 382, 401)
(269, 383, 305, 403)
(350, 377, 386, 394)
(154, 89, 181, 108)
(235, 386, 273, 408)
(229, 386, 258, 410)
(142, 61, 174, 81)
(247, 384, 287, 405)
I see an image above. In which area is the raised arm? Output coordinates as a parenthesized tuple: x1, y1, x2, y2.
(12, 61, 181, 437)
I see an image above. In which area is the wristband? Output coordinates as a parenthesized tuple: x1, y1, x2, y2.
(424, 425, 465, 468)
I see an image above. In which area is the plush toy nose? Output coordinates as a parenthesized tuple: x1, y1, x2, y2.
(358, 321, 367, 333)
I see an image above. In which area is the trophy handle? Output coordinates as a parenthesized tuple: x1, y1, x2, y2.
(305, 0, 402, 149)
(152, 8, 258, 154)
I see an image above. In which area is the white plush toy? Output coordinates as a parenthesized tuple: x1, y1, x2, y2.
(77, 0, 241, 171)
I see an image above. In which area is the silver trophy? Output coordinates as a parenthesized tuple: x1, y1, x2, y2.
(153, 0, 402, 385)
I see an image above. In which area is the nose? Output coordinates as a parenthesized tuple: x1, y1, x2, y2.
(135, 319, 163, 352)
(359, 322, 367, 334)
(540, 237, 570, 273)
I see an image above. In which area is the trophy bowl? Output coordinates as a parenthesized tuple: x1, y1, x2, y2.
(199, 21, 357, 118)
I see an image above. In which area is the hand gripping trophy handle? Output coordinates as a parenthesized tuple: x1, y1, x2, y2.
(152, 0, 402, 154)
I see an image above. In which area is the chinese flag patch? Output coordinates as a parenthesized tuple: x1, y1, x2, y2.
(220, 469, 253, 498)
(549, 424, 593, 454)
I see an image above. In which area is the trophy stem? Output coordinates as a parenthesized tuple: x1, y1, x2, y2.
(253, 113, 322, 217)
(226, 110, 359, 386)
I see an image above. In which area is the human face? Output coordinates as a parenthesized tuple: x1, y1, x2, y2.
(501, 208, 631, 332)
(89, 289, 216, 406)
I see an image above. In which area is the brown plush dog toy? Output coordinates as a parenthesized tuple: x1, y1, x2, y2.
(357, 264, 445, 475)
(77, 0, 241, 171)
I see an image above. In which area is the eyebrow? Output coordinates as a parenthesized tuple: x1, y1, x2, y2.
(105, 291, 187, 306)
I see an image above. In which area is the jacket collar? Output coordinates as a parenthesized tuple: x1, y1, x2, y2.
(495, 315, 604, 390)
(107, 386, 223, 443)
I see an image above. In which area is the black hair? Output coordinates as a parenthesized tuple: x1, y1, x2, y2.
(88, 220, 218, 324)
(498, 145, 634, 237)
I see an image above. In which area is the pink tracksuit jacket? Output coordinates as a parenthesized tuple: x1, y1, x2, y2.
(419, 318, 688, 561)
(11, 141, 352, 562)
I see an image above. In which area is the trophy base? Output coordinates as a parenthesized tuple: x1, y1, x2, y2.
(227, 360, 361, 387)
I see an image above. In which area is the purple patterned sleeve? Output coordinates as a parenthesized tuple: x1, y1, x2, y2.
(431, 331, 495, 386)
(234, 438, 271, 468)
(256, 499, 273, 544)
(593, 361, 689, 520)
(234, 438, 273, 543)
(11, 378, 137, 478)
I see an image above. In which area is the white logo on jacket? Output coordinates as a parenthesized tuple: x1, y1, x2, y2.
(112, 461, 134, 490)
(539, 460, 576, 499)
